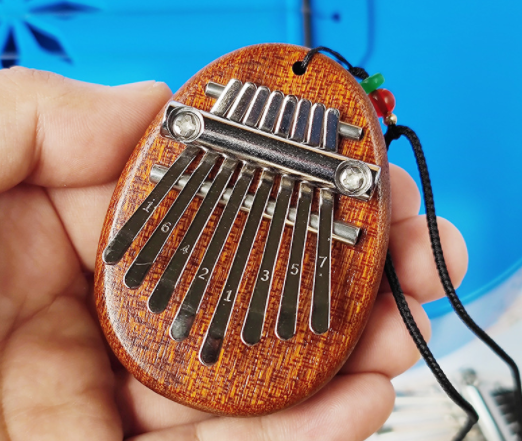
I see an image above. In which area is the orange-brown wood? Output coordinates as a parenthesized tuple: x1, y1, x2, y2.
(94, 43, 391, 416)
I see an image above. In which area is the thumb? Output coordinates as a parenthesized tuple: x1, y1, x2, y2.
(0, 67, 172, 192)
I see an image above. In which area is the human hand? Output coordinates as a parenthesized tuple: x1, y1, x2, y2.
(0, 68, 467, 441)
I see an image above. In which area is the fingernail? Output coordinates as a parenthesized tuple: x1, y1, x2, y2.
(114, 80, 170, 90)
(114, 81, 171, 97)
(114, 80, 158, 90)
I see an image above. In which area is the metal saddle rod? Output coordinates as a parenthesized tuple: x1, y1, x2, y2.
(149, 164, 360, 246)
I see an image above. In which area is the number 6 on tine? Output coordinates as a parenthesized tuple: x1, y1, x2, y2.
(95, 44, 390, 416)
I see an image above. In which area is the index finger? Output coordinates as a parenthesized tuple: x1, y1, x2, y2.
(0, 67, 171, 192)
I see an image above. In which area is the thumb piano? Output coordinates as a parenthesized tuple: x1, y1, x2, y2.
(95, 43, 390, 416)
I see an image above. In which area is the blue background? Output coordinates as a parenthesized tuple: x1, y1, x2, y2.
(4, 0, 522, 323)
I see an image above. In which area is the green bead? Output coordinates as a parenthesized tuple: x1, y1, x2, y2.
(360, 73, 385, 94)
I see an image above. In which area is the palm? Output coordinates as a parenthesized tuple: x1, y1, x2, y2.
(0, 185, 116, 436)
(0, 68, 467, 441)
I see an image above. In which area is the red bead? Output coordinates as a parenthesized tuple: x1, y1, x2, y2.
(369, 89, 396, 117)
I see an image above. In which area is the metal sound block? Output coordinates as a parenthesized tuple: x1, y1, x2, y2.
(95, 44, 390, 416)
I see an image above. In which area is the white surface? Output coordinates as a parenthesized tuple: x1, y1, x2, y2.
(394, 292, 522, 390)
(368, 291, 522, 440)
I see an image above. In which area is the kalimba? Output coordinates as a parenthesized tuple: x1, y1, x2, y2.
(95, 44, 390, 416)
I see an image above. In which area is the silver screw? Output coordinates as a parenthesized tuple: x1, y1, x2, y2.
(169, 110, 201, 142)
(337, 161, 372, 196)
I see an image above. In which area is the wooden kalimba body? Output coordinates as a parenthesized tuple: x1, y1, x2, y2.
(95, 44, 390, 416)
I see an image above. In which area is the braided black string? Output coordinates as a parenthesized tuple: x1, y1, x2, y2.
(384, 252, 477, 440)
(296, 46, 369, 79)
(297, 47, 480, 438)
(385, 123, 522, 435)
(297, 45, 522, 439)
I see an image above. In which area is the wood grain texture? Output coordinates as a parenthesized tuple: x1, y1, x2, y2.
(94, 44, 391, 416)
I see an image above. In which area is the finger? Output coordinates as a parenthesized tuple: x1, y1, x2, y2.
(0, 185, 86, 330)
(115, 372, 213, 437)
(340, 293, 430, 377)
(389, 163, 421, 224)
(48, 182, 116, 270)
(0, 67, 171, 192)
(127, 373, 394, 441)
(2, 296, 122, 441)
(0, 184, 123, 441)
(380, 215, 468, 304)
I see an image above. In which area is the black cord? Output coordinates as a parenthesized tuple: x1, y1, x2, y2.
(296, 46, 369, 80)
(385, 123, 522, 434)
(297, 45, 522, 439)
(385, 252, 478, 440)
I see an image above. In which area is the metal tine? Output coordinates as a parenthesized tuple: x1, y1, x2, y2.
(276, 181, 314, 341)
(310, 189, 334, 334)
(306, 103, 325, 147)
(147, 158, 238, 313)
(243, 86, 270, 127)
(242, 175, 294, 346)
(170, 164, 257, 342)
(205, 80, 363, 141)
(200, 170, 275, 365)
(258, 91, 284, 133)
(210, 79, 243, 117)
(274, 95, 297, 138)
(289, 99, 311, 143)
(322, 108, 340, 152)
(226, 83, 257, 122)
(124, 151, 220, 289)
(102, 146, 200, 265)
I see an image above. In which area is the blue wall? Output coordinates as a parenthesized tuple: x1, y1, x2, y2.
(0, 0, 303, 86)
(312, 1, 522, 318)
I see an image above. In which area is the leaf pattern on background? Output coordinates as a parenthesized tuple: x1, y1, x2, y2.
(2, 27, 17, 68)
(26, 23, 71, 62)
(29, 2, 98, 20)
(0, 1, 98, 67)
